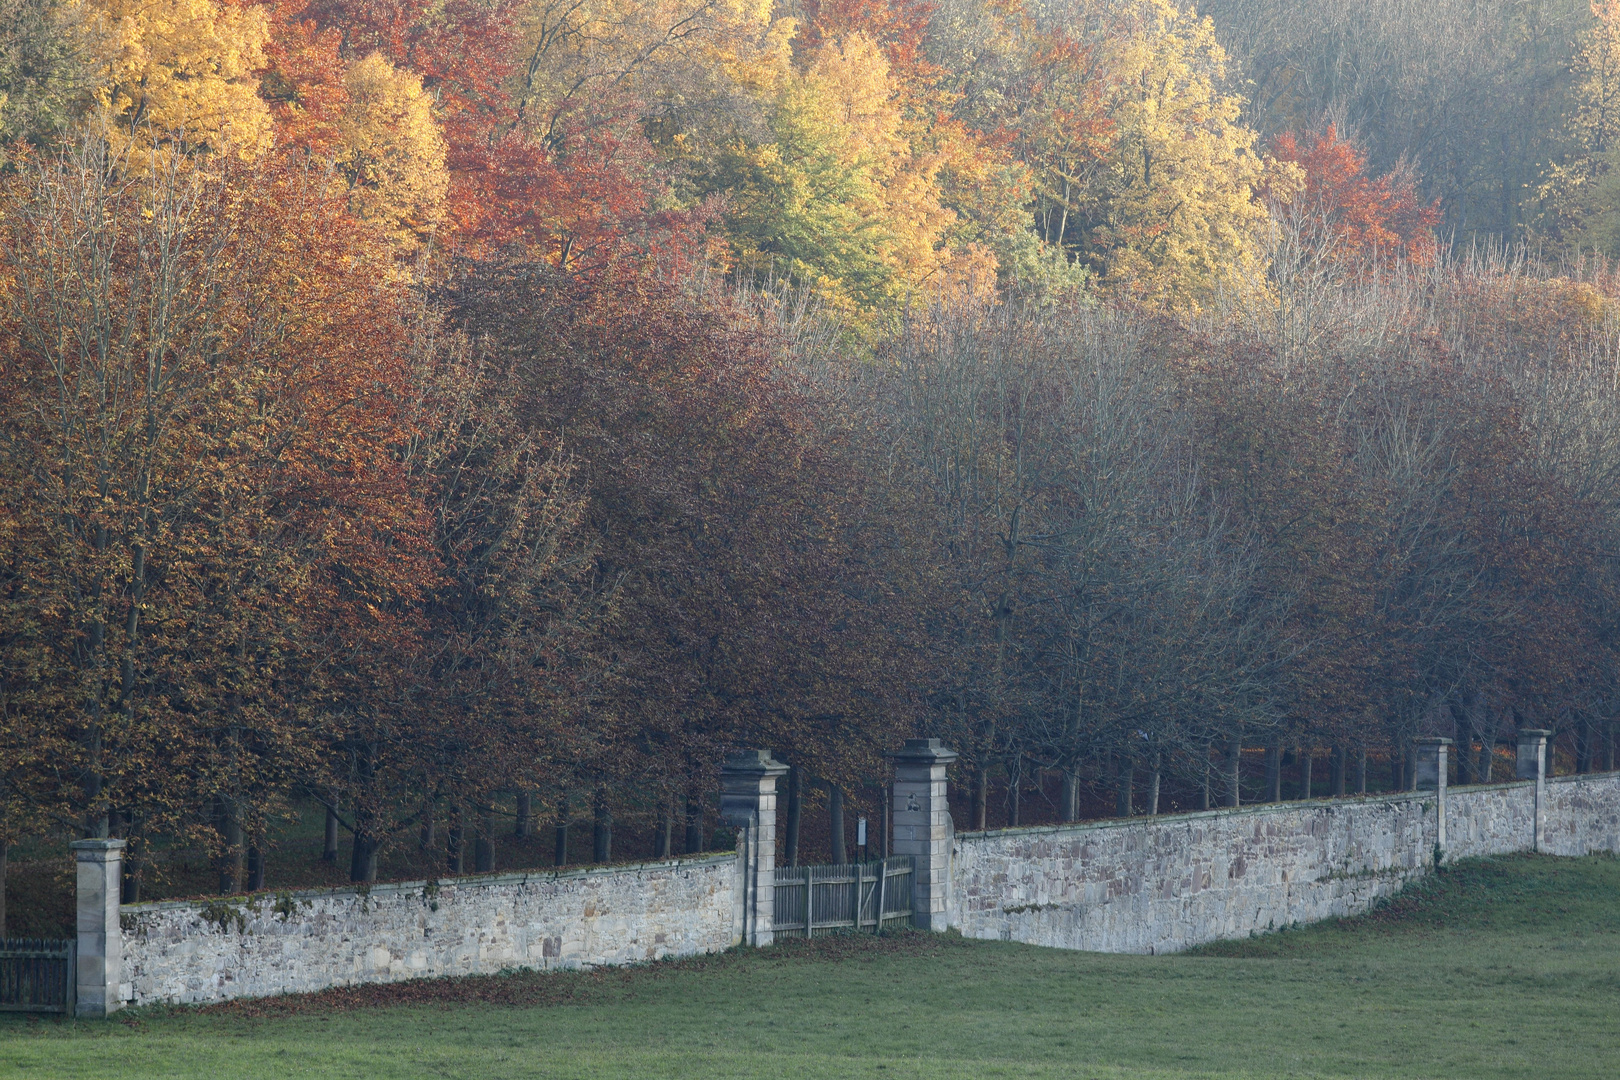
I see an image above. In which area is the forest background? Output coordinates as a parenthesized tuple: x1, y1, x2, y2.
(5, 0, 1620, 932)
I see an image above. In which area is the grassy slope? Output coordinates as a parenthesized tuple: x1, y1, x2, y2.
(1, 853, 1615, 1080)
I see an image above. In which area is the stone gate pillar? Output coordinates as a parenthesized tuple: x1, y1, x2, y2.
(1517, 729, 1550, 852)
(890, 738, 957, 932)
(71, 838, 125, 1018)
(719, 750, 788, 947)
(1415, 737, 1452, 859)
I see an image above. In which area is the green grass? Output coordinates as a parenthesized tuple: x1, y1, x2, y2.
(2, 853, 1617, 1079)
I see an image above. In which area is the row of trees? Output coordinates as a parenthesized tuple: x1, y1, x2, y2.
(2, 0, 1620, 924)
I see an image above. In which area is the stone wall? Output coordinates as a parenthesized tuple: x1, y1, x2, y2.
(951, 772, 1620, 955)
(119, 853, 739, 1007)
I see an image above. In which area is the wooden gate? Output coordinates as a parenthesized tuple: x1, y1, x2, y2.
(771, 856, 913, 938)
(0, 938, 75, 1015)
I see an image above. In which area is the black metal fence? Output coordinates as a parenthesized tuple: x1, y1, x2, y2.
(0, 938, 76, 1015)
(771, 856, 913, 938)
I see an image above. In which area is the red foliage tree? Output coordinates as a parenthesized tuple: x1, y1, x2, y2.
(1268, 125, 1442, 266)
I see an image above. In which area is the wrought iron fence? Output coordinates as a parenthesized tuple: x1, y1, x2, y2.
(771, 856, 912, 938)
(0, 938, 75, 1014)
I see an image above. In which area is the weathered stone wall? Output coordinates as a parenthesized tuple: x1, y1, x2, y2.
(120, 854, 739, 1007)
(952, 772, 1620, 955)
(1543, 773, 1620, 856)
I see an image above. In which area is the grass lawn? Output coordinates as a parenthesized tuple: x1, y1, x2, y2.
(2, 853, 1616, 1079)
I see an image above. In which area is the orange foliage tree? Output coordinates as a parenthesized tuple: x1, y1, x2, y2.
(1267, 125, 1442, 265)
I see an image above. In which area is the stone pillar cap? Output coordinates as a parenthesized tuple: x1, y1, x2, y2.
(1516, 729, 1553, 738)
(720, 749, 788, 775)
(69, 838, 126, 852)
(889, 738, 958, 764)
(1414, 737, 1454, 745)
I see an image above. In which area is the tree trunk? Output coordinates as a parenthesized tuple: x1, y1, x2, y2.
(121, 843, 141, 904)
(974, 767, 989, 831)
(1199, 745, 1212, 810)
(1299, 746, 1313, 800)
(1147, 752, 1162, 815)
(1390, 749, 1403, 793)
(1479, 740, 1494, 783)
(350, 832, 378, 883)
(1225, 738, 1241, 808)
(1606, 724, 1616, 772)
(1404, 747, 1417, 791)
(325, 804, 341, 862)
(218, 800, 244, 895)
(1008, 762, 1023, 827)
(1357, 747, 1368, 794)
(447, 807, 465, 875)
(418, 803, 435, 853)
(592, 788, 612, 863)
(654, 797, 672, 859)
(553, 811, 569, 867)
(685, 791, 704, 854)
(514, 792, 532, 838)
(1264, 742, 1281, 802)
(1115, 756, 1134, 817)
(829, 783, 846, 864)
(1331, 745, 1347, 797)
(784, 766, 802, 867)
(246, 842, 265, 892)
(475, 806, 495, 873)
(1061, 768, 1080, 822)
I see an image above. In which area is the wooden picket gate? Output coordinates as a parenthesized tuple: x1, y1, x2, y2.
(771, 856, 913, 938)
(0, 938, 76, 1015)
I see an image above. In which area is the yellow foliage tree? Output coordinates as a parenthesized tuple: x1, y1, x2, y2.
(92, 0, 272, 159)
(717, 31, 996, 317)
(334, 53, 449, 252)
(1539, 2, 1620, 253)
(1081, 0, 1295, 311)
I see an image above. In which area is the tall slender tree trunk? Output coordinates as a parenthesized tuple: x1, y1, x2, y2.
(1299, 746, 1313, 800)
(1390, 748, 1403, 793)
(1332, 746, 1347, 797)
(1357, 747, 1368, 794)
(418, 802, 435, 853)
(1115, 756, 1134, 817)
(246, 840, 265, 892)
(325, 804, 341, 862)
(1147, 752, 1162, 815)
(121, 842, 141, 904)
(685, 791, 704, 854)
(1479, 740, 1494, 783)
(654, 796, 673, 859)
(553, 805, 570, 867)
(1225, 737, 1241, 808)
(784, 767, 802, 867)
(974, 767, 989, 831)
(1606, 724, 1616, 772)
(514, 792, 533, 838)
(592, 787, 612, 863)
(829, 783, 846, 864)
(1200, 745, 1212, 810)
(1009, 762, 1023, 827)
(1061, 768, 1080, 822)
(1265, 742, 1281, 802)
(475, 806, 495, 873)
(447, 806, 465, 875)
(218, 799, 244, 895)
